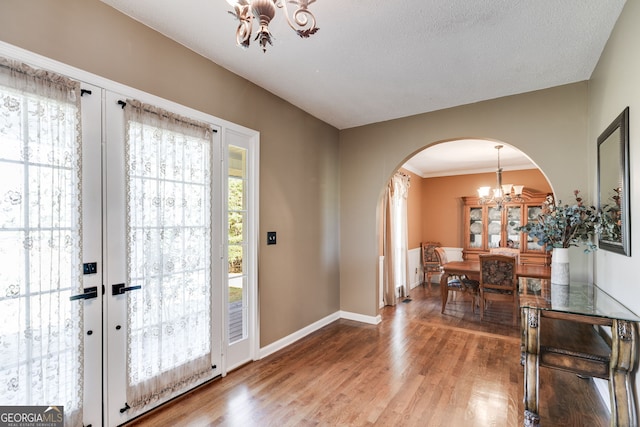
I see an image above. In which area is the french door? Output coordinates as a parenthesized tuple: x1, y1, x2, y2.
(103, 90, 225, 426)
(0, 76, 102, 426)
(0, 45, 258, 426)
(101, 91, 258, 425)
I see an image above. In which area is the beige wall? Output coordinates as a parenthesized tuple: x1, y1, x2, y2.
(589, 0, 639, 309)
(0, 0, 340, 347)
(340, 83, 589, 316)
(587, 0, 639, 410)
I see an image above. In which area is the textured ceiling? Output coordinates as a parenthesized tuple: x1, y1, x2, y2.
(99, 0, 624, 130)
(98, 0, 625, 176)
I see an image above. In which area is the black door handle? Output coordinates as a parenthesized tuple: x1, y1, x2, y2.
(112, 283, 142, 296)
(70, 286, 98, 301)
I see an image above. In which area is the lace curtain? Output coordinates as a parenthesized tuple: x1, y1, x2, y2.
(0, 58, 83, 426)
(124, 99, 213, 409)
(383, 172, 410, 305)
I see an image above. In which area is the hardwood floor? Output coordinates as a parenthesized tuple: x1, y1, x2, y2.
(126, 285, 609, 426)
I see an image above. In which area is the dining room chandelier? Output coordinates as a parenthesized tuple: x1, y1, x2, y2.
(477, 145, 524, 210)
(226, 0, 319, 52)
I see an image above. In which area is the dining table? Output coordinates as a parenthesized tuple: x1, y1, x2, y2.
(439, 260, 551, 313)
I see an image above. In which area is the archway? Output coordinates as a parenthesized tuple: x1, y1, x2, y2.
(376, 138, 553, 310)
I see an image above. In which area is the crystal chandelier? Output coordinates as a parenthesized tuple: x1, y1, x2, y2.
(226, 0, 319, 52)
(477, 145, 524, 210)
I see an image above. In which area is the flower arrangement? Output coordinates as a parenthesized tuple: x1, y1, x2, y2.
(515, 190, 602, 253)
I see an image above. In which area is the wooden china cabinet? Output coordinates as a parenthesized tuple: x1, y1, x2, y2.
(462, 189, 552, 265)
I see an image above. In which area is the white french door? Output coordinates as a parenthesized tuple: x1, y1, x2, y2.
(1, 44, 259, 427)
(104, 91, 225, 426)
(79, 83, 104, 427)
(0, 72, 102, 426)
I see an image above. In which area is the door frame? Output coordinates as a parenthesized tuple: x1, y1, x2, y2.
(222, 127, 260, 373)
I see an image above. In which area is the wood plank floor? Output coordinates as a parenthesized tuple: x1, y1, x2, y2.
(126, 284, 609, 426)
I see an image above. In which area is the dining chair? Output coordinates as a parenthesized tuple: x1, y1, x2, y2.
(479, 253, 518, 325)
(435, 247, 479, 314)
(489, 247, 520, 264)
(421, 241, 441, 291)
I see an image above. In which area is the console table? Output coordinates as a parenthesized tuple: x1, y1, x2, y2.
(520, 282, 639, 426)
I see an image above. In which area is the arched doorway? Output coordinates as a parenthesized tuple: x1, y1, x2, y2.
(378, 139, 553, 308)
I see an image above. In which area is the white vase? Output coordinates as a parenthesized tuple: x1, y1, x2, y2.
(551, 247, 570, 285)
(551, 283, 570, 308)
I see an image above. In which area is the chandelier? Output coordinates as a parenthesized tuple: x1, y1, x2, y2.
(477, 145, 524, 210)
(226, 0, 319, 52)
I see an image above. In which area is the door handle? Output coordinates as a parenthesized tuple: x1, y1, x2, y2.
(69, 286, 98, 301)
(112, 283, 142, 296)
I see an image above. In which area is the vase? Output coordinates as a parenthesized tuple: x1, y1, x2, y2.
(551, 247, 570, 285)
(551, 283, 570, 308)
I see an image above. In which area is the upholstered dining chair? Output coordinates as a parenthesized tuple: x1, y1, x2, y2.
(435, 247, 479, 314)
(479, 253, 519, 325)
(421, 241, 441, 291)
(489, 247, 521, 264)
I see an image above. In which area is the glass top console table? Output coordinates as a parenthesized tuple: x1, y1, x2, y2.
(520, 281, 639, 426)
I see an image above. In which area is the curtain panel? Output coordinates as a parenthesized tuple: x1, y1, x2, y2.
(383, 172, 410, 306)
(0, 57, 83, 426)
(124, 99, 215, 409)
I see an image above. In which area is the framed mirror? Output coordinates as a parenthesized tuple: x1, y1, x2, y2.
(597, 107, 630, 256)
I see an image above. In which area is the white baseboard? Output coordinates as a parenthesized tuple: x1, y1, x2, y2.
(408, 247, 422, 289)
(258, 310, 381, 359)
(259, 312, 340, 359)
(340, 311, 382, 325)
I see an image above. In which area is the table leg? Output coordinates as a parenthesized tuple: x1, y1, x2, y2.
(440, 273, 448, 313)
(610, 319, 638, 427)
(522, 307, 540, 426)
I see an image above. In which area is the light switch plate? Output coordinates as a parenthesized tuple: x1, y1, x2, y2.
(267, 231, 277, 245)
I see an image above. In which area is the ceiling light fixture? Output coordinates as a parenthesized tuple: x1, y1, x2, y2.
(226, 0, 319, 52)
(477, 145, 524, 210)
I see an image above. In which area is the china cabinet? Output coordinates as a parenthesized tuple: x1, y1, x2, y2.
(462, 189, 551, 265)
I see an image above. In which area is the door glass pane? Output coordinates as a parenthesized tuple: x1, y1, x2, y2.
(527, 205, 543, 250)
(228, 244, 245, 342)
(506, 206, 521, 248)
(228, 146, 247, 343)
(0, 82, 83, 426)
(469, 207, 483, 248)
(487, 207, 502, 248)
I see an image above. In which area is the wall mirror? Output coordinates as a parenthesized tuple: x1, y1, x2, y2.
(597, 107, 630, 256)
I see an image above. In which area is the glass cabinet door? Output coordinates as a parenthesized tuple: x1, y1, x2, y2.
(468, 207, 483, 249)
(526, 205, 544, 250)
(487, 206, 502, 248)
(506, 206, 522, 249)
